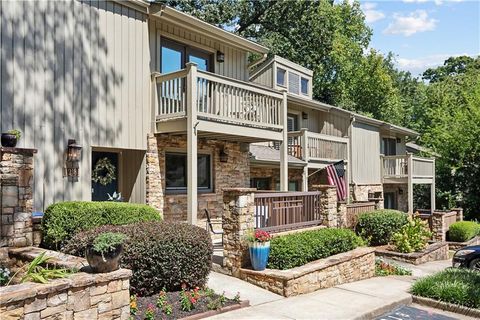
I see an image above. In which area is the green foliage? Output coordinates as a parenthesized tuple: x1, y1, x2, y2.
(19, 252, 72, 284)
(391, 217, 432, 253)
(267, 228, 364, 270)
(448, 221, 480, 242)
(6, 129, 21, 140)
(91, 232, 126, 254)
(62, 221, 212, 296)
(356, 210, 409, 246)
(375, 258, 412, 277)
(41, 201, 161, 249)
(0, 265, 11, 286)
(411, 268, 480, 308)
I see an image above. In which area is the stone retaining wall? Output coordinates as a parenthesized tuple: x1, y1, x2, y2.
(447, 236, 480, 251)
(239, 247, 375, 297)
(0, 247, 132, 320)
(375, 242, 449, 265)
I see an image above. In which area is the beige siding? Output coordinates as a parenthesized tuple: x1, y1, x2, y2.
(0, 0, 150, 211)
(351, 122, 381, 184)
(151, 19, 249, 81)
(288, 104, 349, 137)
(250, 64, 273, 88)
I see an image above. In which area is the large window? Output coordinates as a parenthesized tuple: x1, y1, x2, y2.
(165, 153, 212, 193)
(161, 38, 212, 73)
(382, 138, 397, 156)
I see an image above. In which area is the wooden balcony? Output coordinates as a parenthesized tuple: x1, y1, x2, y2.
(151, 63, 286, 142)
(381, 154, 435, 184)
(287, 129, 349, 166)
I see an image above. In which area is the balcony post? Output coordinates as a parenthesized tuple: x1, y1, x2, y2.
(431, 158, 436, 212)
(280, 90, 288, 191)
(150, 72, 161, 132)
(186, 62, 198, 225)
(407, 153, 413, 214)
(301, 129, 308, 191)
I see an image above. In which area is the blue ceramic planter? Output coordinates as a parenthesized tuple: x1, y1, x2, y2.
(249, 241, 270, 271)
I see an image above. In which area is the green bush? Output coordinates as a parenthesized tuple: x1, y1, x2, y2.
(267, 228, 364, 270)
(62, 221, 212, 296)
(411, 268, 480, 308)
(356, 210, 409, 246)
(42, 201, 161, 249)
(448, 221, 480, 242)
(392, 217, 432, 253)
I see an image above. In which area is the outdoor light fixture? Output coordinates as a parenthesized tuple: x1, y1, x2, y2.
(302, 112, 308, 120)
(216, 51, 225, 63)
(219, 148, 228, 163)
(66, 139, 82, 162)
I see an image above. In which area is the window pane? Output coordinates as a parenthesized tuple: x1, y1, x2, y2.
(165, 154, 186, 188)
(189, 54, 209, 71)
(277, 68, 286, 86)
(161, 46, 183, 73)
(197, 155, 211, 189)
(301, 78, 309, 95)
(288, 72, 299, 94)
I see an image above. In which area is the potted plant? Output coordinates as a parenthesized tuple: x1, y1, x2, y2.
(1, 129, 21, 147)
(86, 232, 126, 273)
(246, 229, 272, 271)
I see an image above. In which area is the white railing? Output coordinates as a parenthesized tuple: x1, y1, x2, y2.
(412, 156, 435, 177)
(382, 155, 408, 178)
(287, 130, 349, 161)
(381, 154, 435, 179)
(153, 66, 284, 130)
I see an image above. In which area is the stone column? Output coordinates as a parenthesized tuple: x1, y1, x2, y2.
(145, 133, 163, 218)
(452, 208, 463, 222)
(1, 147, 37, 247)
(222, 188, 256, 277)
(337, 202, 347, 228)
(311, 185, 338, 228)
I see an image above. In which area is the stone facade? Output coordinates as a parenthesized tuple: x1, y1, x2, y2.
(146, 134, 250, 225)
(383, 183, 408, 212)
(239, 247, 375, 297)
(1, 247, 132, 320)
(430, 210, 462, 242)
(310, 185, 339, 228)
(350, 184, 383, 206)
(0, 147, 40, 247)
(250, 166, 303, 190)
(375, 242, 449, 265)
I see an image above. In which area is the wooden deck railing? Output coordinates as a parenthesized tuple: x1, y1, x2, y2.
(345, 202, 376, 228)
(287, 130, 349, 162)
(153, 67, 284, 131)
(253, 191, 322, 232)
(381, 154, 435, 180)
(412, 156, 435, 177)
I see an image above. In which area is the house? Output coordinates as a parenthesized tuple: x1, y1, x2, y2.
(0, 0, 435, 230)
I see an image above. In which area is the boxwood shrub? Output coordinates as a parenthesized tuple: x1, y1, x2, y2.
(267, 228, 364, 270)
(63, 221, 212, 296)
(355, 210, 409, 246)
(42, 201, 161, 249)
(448, 221, 480, 242)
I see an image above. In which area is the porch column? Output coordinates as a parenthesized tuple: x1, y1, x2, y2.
(302, 166, 308, 191)
(301, 129, 309, 192)
(407, 153, 413, 214)
(280, 90, 288, 191)
(431, 158, 436, 212)
(186, 62, 198, 225)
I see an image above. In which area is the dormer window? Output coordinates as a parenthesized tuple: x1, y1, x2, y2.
(301, 77, 309, 95)
(277, 68, 286, 86)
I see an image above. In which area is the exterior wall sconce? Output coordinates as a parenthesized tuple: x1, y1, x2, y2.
(398, 188, 404, 195)
(65, 139, 82, 179)
(219, 148, 228, 163)
(302, 112, 308, 120)
(216, 51, 225, 63)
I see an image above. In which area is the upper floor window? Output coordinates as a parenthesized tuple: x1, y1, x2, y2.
(161, 38, 212, 73)
(288, 72, 300, 95)
(301, 77, 309, 95)
(277, 68, 286, 86)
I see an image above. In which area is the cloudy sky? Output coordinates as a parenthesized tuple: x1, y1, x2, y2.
(358, 0, 479, 76)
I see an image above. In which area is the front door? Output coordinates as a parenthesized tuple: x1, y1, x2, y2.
(91, 151, 119, 201)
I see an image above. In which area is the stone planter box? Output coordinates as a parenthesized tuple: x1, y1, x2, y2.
(375, 242, 449, 265)
(446, 236, 480, 251)
(0, 247, 132, 320)
(238, 247, 375, 297)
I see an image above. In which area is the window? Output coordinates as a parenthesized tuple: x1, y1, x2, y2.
(251, 178, 271, 190)
(165, 153, 212, 192)
(160, 38, 212, 73)
(382, 138, 397, 156)
(301, 77, 309, 95)
(288, 72, 300, 95)
(384, 192, 396, 209)
(277, 68, 286, 86)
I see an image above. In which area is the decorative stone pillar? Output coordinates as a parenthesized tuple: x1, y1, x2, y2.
(145, 133, 163, 218)
(337, 201, 347, 228)
(452, 208, 463, 222)
(0, 147, 37, 247)
(222, 188, 256, 277)
(430, 211, 457, 242)
(311, 185, 338, 228)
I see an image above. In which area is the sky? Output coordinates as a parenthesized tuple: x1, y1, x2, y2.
(357, 0, 480, 76)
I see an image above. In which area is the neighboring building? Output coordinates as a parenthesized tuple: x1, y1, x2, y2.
(0, 1, 435, 229)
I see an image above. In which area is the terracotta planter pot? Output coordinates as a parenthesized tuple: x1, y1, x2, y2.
(1, 133, 17, 147)
(86, 244, 123, 273)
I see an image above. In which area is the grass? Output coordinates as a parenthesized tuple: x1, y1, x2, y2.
(375, 258, 412, 276)
(411, 268, 480, 309)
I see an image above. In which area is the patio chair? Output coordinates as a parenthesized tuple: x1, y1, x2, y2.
(205, 209, 223, 246)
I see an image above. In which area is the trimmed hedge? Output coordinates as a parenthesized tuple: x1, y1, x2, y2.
(42, 201, 161, 249)
(63, 221, 212, 296)
(267, 228, 364, 270)
(355, 210, 409, 246)
(448, 221, 480, 242)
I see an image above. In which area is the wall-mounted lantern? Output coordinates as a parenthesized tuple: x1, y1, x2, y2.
(216, 51, 225, 63)
(302, 112, 308, 120)
(66, 139, 82, 162)
(219, 148, 228, 163)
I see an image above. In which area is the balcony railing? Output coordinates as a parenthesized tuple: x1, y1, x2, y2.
(381, 154, 435, 180)
(153, 66, 284, 131)
(287, 129, 349, 162)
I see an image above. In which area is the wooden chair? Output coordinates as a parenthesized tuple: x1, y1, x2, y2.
(205, 209, 223, 245)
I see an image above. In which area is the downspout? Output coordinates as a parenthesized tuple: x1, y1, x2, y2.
(349, 115, 356, 191)
(248, 53, 268, 70)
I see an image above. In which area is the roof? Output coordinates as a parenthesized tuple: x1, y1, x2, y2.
(406, 142, 439, 157)
(249, 145, 306, 166)
(250, 55, 314, 80)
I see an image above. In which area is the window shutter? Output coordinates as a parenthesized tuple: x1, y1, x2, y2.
(288, 72, 299, 94)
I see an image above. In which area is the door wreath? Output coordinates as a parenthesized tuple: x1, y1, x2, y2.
(92, 157, 116, 186)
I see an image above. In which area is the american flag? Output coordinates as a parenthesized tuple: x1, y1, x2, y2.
(326, 160, 347, 201)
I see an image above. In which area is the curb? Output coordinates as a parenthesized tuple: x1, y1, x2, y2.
(354, 295, 413, 320)
(412, 296, 480, 318)
(181, 300, 250, 320)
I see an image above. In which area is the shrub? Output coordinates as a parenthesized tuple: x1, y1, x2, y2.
(42, 201, 161, 249)
(356, 210, 409, 246)
(267, 228, 364, 270)
(448, 221, 480, 242)
(392, 217, 432, 253)
(375, 258, 412, 276)
(63, 221, 212, 296)
(411, 268, 480, 308)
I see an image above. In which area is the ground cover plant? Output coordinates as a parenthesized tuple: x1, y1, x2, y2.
(391, 217, 432, 253)
(448, 221, 480, 242)
(267, 228, 364, 270)
(411, 268, 480, 309)
(63, 221, 212, 296)
(355, 210, 408, 246)
(375, 258, 412, 276)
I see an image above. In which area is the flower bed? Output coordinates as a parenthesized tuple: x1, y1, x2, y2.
(375, 258, 412, 276)
(375, 242, 449, 265)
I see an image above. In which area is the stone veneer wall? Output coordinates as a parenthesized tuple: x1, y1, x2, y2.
(0, 147, 41, 247)
(350, 184, 384, 209)
(146, 134, 250, 224)
(1, 247, 132, 320)
(375, 242, 449, 265)
(430, 210, 463, 242)
(250, 167, 303, 190)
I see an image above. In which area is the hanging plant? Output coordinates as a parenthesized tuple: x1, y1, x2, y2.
(92, 157, 116, 186)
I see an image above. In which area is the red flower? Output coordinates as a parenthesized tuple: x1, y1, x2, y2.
(254, 230, 272, 242)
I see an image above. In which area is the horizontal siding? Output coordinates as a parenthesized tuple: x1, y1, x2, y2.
(351, 122, 381, 184)
(0, 0, 150, 211)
